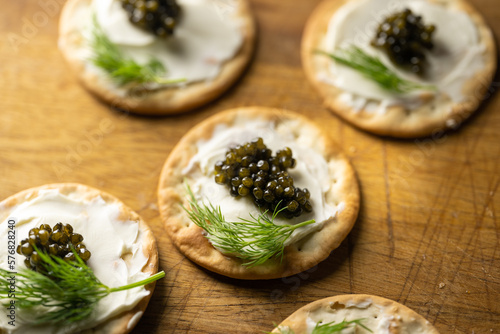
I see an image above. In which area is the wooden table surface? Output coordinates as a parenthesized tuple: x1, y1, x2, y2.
(1, 0, 499, 333)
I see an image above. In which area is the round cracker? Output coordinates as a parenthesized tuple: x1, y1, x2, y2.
(58, 0, 256, 115)
(271, 294, 440, 333)
(0, 183, 158, 334)
(301, 0, 497, 138)
(158, 107, 360, 279)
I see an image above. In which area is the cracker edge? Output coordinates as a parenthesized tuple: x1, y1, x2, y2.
(157, 107, 360, 280)
(301, 0, 497, 138)
(58, 0, 256, 115)
(0, 183, 159, 334)
(271, 294, 440, 334)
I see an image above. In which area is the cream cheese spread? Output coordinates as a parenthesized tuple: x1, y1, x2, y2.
(322, 0, 486, 112)
(0, 189, 150, 334)
(89, 0, 244, 85)
(183, 119, 342, 247)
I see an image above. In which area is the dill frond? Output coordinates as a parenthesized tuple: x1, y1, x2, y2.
(270, 318, 372, 334)
(0, 246, 164, 325)
(183, 185, 315, 267)
(89, 15, 184, 86)
(316, 46, 435, 94)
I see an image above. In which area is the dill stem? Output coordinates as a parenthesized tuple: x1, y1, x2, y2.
(290, 219, 315, 229)
(109, 271, 166, 293)
(154, 78, 186, 85)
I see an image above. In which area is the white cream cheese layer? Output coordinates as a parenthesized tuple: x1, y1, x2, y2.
(286, 299, 432, 334)
(90, 0, 243, 84)
(0, 189, 150, 334)
(322, 0, 485, 111)
(183, 119, 340, 247)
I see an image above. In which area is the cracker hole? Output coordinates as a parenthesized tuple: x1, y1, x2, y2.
(329, 302, 346, 310)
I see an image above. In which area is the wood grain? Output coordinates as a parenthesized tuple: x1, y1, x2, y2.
(0, 0, 499, 333)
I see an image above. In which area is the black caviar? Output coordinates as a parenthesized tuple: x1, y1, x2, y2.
(120, 0, 181, 37)
(372, 8, 436, 75)
(17, 223, 91, 272)
(214, 137, 313, 219)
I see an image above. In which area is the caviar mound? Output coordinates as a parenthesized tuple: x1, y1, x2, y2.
(17, 223, 91, 272)
(372, 8, 435, 75)
(120, 0, 181, 37)
(214, 137, 313, 219)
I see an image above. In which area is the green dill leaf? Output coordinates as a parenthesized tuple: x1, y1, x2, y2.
(311, 319, 373, 334)
(183, 184, 315, 267)
(0, 246, 165, 325)
(89, 14, 185, 86)
(316, 46, 435, 94)
(270, 318, 372, 334)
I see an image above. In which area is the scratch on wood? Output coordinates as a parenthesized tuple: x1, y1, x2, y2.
(348, 234, 354, 293)
(483, 178, 500, 283)
(485, 144, 500, 279)
(432, 174, 500, 324)
(162, 256, 187, 301)
(398, 140, 465, 304)
(382, 143, 395, 259)
(184, 279, 220, 333)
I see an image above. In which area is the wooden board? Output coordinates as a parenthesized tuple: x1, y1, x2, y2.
(0, 0, 499, 332)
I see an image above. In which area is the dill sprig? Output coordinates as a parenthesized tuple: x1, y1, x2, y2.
(184, 185, 315, 267)
(316, 46, 434, 94)
(272, 318, 372, 334)
(0, 246, 165, 325)
(89, 15, 185, 86)
(311, 319, 372, 334)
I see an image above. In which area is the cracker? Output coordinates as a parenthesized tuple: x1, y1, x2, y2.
(271, 294, 440, 333)
(0, 183, 158, 334)
(58, 0, 256, 115)
(301, 0, 496, 138)
(158, 107, 360, 279)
